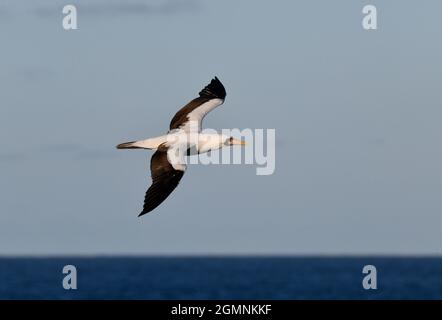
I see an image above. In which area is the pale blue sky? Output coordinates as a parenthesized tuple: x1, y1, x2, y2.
(0, 0, 441, 255)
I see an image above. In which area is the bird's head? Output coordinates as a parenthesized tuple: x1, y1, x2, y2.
(225, 136, 246, 146)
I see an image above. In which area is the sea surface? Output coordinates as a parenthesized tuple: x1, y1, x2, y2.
(0, 257, 441, 300)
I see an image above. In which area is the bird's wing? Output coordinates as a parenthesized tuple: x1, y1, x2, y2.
(139, 146, 186, 216)
(169, 77, 226, 133)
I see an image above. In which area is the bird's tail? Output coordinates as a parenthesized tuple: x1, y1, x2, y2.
(116, 141, 141, 149)
(116, 135, 168, 150)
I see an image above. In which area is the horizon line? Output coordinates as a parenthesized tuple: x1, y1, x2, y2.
(1, 253, 442, 258)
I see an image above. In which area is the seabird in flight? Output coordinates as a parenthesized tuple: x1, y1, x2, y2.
(117, 77, 245, 216)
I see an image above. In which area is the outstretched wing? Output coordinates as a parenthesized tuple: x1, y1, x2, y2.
(139, 147, 186, 216)
(169, 77, 226, 132)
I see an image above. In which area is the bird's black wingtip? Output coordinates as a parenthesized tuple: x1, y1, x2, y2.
(199, 76, 226, 100)
(138, 211, 147, 217)
(139, 207, 155, 217)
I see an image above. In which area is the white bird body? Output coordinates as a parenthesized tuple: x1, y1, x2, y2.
(125, 132, 230, 153)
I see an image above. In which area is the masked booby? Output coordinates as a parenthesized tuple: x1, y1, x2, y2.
(117, 77, 245, 216)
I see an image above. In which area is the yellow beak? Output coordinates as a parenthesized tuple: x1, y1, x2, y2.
(231, 139, 246, 146)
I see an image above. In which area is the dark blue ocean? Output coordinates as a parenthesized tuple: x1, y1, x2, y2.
(0, 257, 441, 299)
